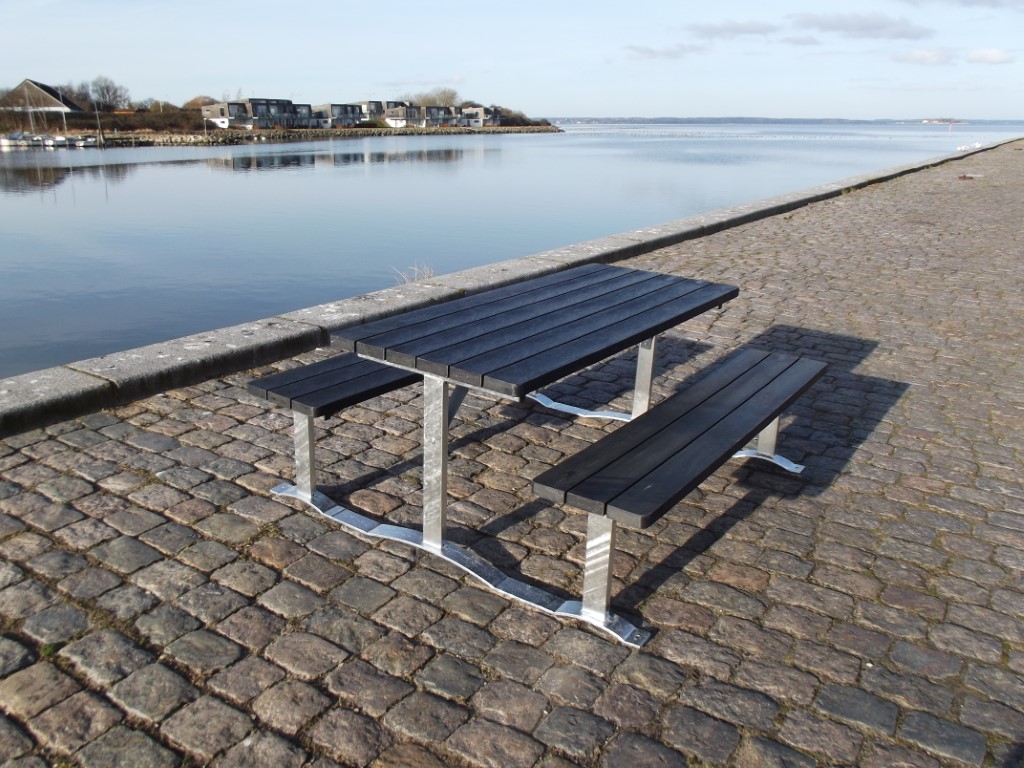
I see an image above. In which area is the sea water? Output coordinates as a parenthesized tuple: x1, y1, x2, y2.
(1, 121, 1021, 378)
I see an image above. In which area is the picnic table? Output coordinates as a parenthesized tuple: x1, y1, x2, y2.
(327, 263, 739, 642)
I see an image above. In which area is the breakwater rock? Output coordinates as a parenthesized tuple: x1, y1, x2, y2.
(100, 125, 562, 147)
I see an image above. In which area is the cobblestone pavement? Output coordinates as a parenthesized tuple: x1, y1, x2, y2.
(2, 141, 1023, 768)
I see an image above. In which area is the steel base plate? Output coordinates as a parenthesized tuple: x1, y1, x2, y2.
(271, 483, 651, 647)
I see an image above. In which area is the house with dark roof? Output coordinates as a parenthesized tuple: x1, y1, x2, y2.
(0, 79, 84, 113)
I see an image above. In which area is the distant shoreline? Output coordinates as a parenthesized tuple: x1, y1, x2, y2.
(97, 124, 562, 147)
(547, 117, 1024, 126)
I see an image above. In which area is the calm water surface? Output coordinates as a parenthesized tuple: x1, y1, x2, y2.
(2, 122, 1022, 378)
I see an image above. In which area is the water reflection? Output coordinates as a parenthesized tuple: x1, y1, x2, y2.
(0, 162, 137, 194)
(206, 147, 465, 172)
(0, 146, 470, 190)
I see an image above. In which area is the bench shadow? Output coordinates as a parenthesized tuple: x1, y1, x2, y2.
(730, 324, 910, 497)
(611, 324, 910, 621)
(1000, 743, 1024, 768)
(529, 338, 717, 419)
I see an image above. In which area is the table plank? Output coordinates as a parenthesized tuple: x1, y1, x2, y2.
(331, 264, 738, 399)
(409, 273, 686, 379)
(382, 269, 665, 369)
(335, 263, 613, 353)
(477, 281, 738, 396)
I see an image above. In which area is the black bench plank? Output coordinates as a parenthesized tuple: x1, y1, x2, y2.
(247, 354, 419, 418)
(605, 356, 825, 526)
(533, 349, 777, 506)
(336, 263, 613, 353)
(533, 350, 826, 529)
(382, 270, 668, 371)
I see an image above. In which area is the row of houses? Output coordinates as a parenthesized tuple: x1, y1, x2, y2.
(1, 79, 503, 130)
(200, 99, 500, 130)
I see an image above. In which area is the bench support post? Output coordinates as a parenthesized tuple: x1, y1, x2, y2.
(422, 375, 449, 554)
(270, 410, 341, 515)
(632, 336, 657, 418)
(538, 513, 650, 647)
(293, 411, 317, 503)
(733, 417, 806, 474)
(582, 514, 617, 621)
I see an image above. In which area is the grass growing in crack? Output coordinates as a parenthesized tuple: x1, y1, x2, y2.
(392, 263, 435, 284)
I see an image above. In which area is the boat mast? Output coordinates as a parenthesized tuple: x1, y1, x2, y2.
(58, 88, 69, 136)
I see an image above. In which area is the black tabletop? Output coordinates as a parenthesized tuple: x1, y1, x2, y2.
(331, 264, 738, 398)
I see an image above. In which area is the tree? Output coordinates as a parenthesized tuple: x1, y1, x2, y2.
(429, 88, 459, 107)
(54, 82, 94, 111)
(488, 105, 549, 127)
(182, 95, 217, 110)
(400, 87, 461, 107)
(91, 76, 131, 111)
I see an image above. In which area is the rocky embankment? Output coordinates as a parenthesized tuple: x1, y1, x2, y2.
(101, 124, 561, 147)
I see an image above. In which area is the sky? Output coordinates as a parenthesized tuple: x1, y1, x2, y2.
(2, 0, 1021, 120)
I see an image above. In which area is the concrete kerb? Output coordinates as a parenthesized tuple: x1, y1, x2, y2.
(0, 140, 1012, 438)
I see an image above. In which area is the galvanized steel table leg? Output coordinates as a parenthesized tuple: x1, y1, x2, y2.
(422, 375, 449, 554)
(632, 336, 657, 418)
(448, 385, 468, 425)
(733, 416, 806, 473)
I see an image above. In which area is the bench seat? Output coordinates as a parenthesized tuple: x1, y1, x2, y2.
(247, 353, 419, 418)
(247, 353, 420, 507)
(532, 348, 826, 646)
(534, 348, 827, 529)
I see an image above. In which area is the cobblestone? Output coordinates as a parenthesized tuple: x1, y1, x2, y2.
(1, 143, 1024, 765)
(74, 725, 178, 768)
(159, 695, 253, 763)
(163, 629, 242, 676)
(251, 678, 331, 735)
(26, 690, 122, 753)
(108, 663, 198, 723)
(58, 630, 152, 687)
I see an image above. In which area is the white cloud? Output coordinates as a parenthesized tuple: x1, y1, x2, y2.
(685, 21, 780, 40)
(896, 47, 957, 64)
(781, 35, 821, 46)
(625, 43, 708, 60)
(966, 47, 1016, 62)
(793, 13, 933, 40)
